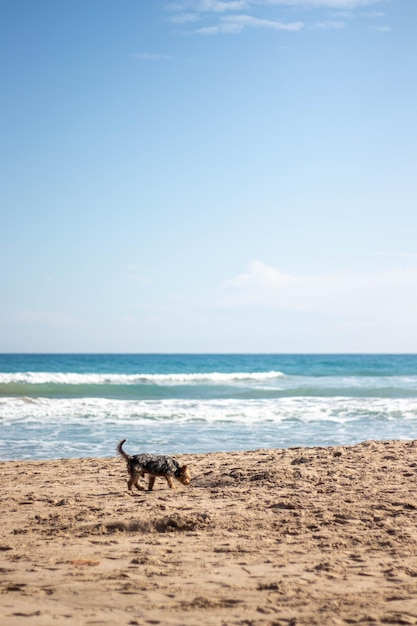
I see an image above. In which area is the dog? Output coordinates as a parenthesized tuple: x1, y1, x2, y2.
(117, 439, 191, 491)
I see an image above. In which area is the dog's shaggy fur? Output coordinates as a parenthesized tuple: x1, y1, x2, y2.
(117, 439, 191, 491)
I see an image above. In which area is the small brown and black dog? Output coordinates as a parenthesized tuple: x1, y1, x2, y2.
(117, 439, 191, 491)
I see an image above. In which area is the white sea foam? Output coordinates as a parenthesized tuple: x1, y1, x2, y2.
(2, 395, 417, 460)
(1, 396, 417, 425)
(0, 371, 285, 385)
(2, 372, 417, 399)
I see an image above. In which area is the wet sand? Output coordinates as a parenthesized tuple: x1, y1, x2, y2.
(2, 440, 417, 625)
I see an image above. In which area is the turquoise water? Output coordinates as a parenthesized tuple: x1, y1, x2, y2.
(1, 354, 417, 460)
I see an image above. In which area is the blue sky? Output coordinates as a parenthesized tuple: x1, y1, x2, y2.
(1, 0, 416, 353)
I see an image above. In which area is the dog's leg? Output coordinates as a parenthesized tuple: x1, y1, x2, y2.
(148, 475, 156, 491)
(166, 476, 176, 489)
(127, 475, 136, 491)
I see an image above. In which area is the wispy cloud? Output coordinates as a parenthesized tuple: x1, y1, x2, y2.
(310, 19, 347, 29)
(197, 14, 304, 33)
(332, 10, 354, 18)
(186, 0, 249, 11)
(169, 12, 201, 23)
(167, 0, 249, 13)
(167, 0, 386, 35)
(219, 260, 417, 319)
(364, 10, 385, 17)
(371, 25, 390, 32)
(202, 0, 249, 10)
(263, 0, 382, 7)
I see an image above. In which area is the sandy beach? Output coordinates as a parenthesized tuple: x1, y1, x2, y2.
(2, 440, 417, 625)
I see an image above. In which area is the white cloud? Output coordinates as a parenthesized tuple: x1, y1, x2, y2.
(197, 14, 304, 33)
(168, 0, 248, 13)
(196, 21, 244, 33)
(171, 0, 383, 8)
(263, 0, 382, 7)
(371, 25, 391, 32)
(331, 10, 354, 17)
(311, 19, 347, 28)
(167, 0, 249, 28)
(228, 14, 303, 28)
(225, 260, 291, 289)
(219, 260, 417, 321)
(169, 12, 201, 23)
(198, 0, 249, 10)
(364, 10, 385, 17)
(168, 0, 386, 35)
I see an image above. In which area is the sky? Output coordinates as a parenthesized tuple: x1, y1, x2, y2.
(1, 0, 417, 353)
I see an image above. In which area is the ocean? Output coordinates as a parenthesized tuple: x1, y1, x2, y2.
(1, 353, 417, 461)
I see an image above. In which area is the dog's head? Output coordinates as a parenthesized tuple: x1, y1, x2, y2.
(177, 464, 191, 485)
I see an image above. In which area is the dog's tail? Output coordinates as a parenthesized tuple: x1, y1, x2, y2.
(117, 439, 131, 460)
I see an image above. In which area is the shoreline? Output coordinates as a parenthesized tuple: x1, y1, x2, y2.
(2, 435, 416, 464)
(2, 440, 417, 625)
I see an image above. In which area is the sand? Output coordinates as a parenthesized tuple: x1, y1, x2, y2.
(2, 440, 417, 625)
